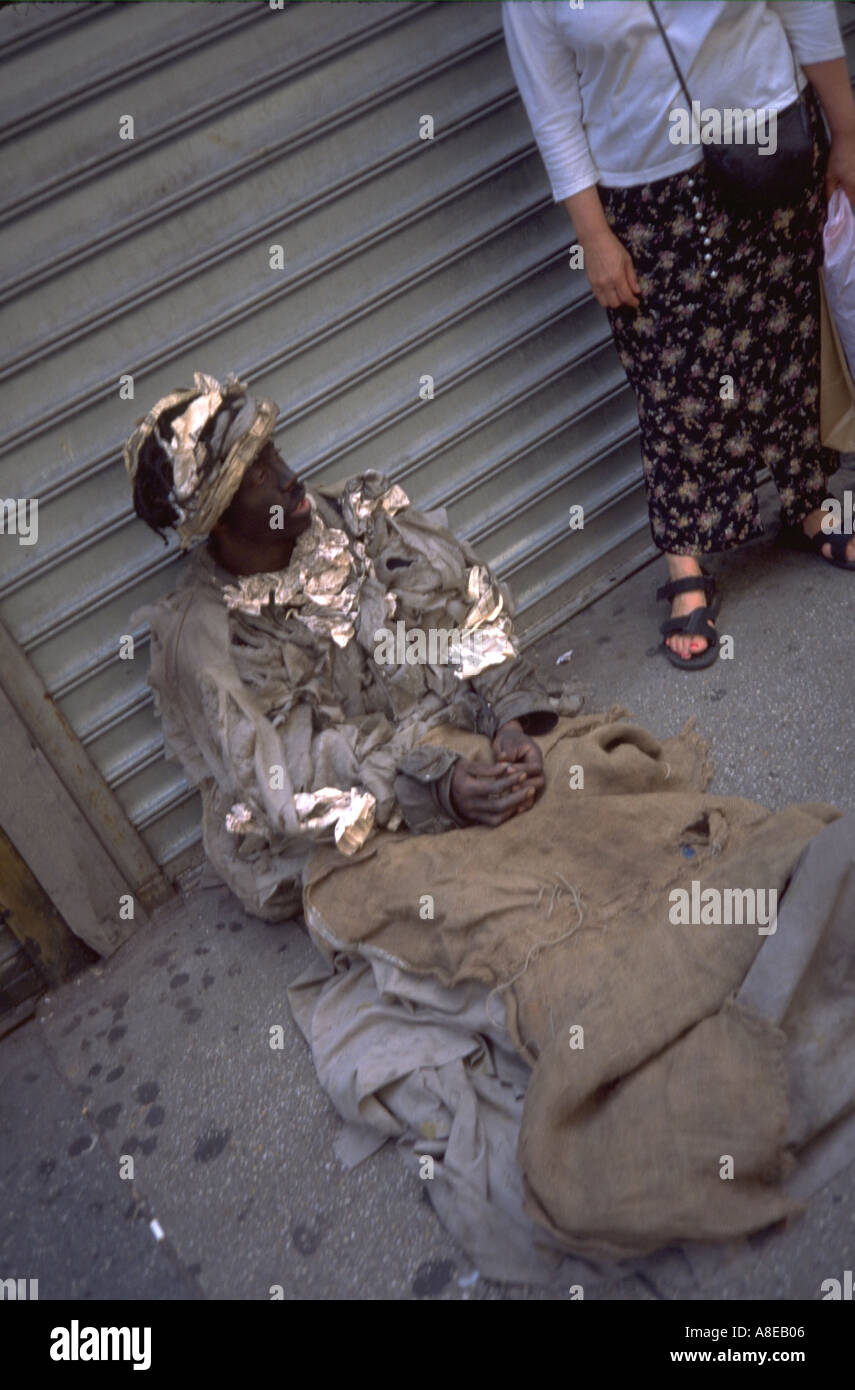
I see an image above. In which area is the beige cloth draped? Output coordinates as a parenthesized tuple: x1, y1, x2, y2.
(301, 712, 849, 1261)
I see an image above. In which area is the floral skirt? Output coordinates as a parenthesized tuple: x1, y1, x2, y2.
(601, 84, 837, 555)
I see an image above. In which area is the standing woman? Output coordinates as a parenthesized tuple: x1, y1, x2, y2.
(502, 1, 855, 668)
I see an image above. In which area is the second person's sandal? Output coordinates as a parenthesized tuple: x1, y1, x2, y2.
(656, 571, 720, 671)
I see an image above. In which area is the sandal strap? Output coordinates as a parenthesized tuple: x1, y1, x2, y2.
(786, 524, 855, 566)
(656, 573, 717, 603)
(659, 608, 717, 640)
(804, 527, 830, 554)
(824, 530, 851, 563)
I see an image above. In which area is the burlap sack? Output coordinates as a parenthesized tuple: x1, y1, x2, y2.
(303, 714, 839, 1259)
(820, 266, 855, 451)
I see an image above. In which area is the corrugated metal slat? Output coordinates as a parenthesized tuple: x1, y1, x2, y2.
(2, 1, 852, 874)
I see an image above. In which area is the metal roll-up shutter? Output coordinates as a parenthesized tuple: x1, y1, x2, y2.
(0, 916, 43, 1038)
(2, 1, 853, 883)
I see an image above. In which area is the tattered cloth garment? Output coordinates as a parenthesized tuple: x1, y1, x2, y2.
(300, 712, 854, 1263)
(137, 471, 556, 920)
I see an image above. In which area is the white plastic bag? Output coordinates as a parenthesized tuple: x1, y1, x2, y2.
(822, 188, 855, 380)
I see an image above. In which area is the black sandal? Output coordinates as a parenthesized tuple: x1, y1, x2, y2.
(779, 521, 855, 572)
(656, 571, 720, 670)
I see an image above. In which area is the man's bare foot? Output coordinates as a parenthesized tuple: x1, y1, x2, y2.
(801, 507, 855, 563)
(663, 553, 715, 662)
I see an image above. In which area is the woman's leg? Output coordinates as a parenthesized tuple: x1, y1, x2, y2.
(662, 552, 714, 661)
(742, 86, 843, 557)
(801, 508, 855, 561)
(602, 175, 762, 663)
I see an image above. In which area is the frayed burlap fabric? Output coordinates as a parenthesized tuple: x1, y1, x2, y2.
(303, 713, 840, 1260)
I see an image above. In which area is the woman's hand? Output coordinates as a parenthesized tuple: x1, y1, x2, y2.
(564, 185, 640, 310)
(825, 127, 855, 205)
(801, 59, 855, 204)
(582, 225, 641, 310)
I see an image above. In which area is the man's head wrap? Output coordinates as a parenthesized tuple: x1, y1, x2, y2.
(123, 371, 279, 550)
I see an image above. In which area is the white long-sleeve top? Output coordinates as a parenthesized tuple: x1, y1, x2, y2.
(501, 1, 845, 199)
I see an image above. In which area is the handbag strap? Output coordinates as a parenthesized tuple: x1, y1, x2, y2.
(647, 1, 693, 110)
(646, 0, 801, 111)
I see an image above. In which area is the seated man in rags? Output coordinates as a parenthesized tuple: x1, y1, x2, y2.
(126, 372, 557, 920)
(124, 371, 855, 1278)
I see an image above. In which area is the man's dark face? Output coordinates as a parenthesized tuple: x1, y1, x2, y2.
(215, 441, 312, 543)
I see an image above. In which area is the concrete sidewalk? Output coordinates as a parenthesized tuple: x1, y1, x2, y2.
(3, 468, 854, 1302)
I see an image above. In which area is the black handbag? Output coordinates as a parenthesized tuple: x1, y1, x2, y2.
(648, 0, 814, 209)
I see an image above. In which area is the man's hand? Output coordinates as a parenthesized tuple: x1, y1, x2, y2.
(449, 758, 536, 827)
(448, 721, 546, 826)
(492, 719, 545, 790)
